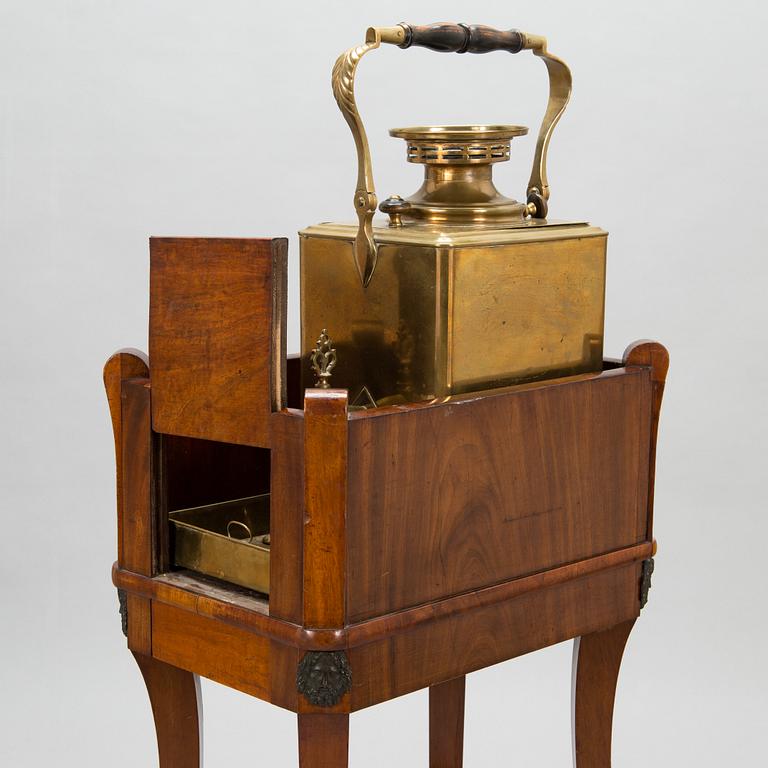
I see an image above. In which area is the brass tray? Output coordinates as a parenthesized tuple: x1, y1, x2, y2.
(169, 495, 270, 594)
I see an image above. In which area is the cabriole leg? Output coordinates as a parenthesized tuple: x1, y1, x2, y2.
(571, 619, 636, 767)
(133, 652, 203, 768)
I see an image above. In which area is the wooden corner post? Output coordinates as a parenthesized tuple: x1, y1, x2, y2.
(299, 389, 350, 766)
(104, 349, 152, 654)
(623, 340, 670, 542)
(302, 388, 349, 629)
(570, 339, 670, 768)
(105, 349, 203, 767)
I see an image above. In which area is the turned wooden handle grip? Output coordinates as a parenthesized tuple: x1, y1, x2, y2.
(399, 23, 525, 54)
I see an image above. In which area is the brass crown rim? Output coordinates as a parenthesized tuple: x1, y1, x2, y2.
(389, 124, 529, 141)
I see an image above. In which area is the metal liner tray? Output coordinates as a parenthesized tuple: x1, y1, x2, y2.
(169, 494, 270, 594)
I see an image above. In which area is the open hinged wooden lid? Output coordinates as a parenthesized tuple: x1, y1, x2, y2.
(149, 237, 287, 448)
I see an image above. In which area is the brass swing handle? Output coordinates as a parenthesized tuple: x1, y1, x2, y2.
(332, 23, 572, 287)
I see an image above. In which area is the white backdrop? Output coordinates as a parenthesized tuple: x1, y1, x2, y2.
(1, 1, 766, 765)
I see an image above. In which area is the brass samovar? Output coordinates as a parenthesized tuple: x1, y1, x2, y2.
(301, 23, 607, 405)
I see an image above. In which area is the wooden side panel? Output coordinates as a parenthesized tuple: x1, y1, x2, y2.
(346, 369, 653, 621)
(348, 562, 640, 711)
(270, 411, 305, 624)
(151, 602, 273, 703)
(149, 237, 287, 447)
(303, 391, 348, 629)
(160, 436, 271, 512)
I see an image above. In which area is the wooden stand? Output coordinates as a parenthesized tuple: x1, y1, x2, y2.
(105, 238, 668, 766)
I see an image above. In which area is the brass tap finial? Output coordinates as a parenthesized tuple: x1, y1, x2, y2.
(310, 329, 337, 389)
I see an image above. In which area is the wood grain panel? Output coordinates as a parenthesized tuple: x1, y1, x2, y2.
(346, 368, 652, 621)
(151, 602, 272, 703)
(303, 391, 348, 629)
(160, 436, 271, 512)
(126, 593, 152, 654)
(430, 676, 465, 768)
(298, 714, 349, 768)
(348, 562, 640, 711)
(113, 542, 650, 652)
(149, 237, 287, 447)
(269, 640, 300, 712)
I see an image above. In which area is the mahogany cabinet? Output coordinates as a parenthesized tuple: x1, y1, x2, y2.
(105, 237, 668, 766)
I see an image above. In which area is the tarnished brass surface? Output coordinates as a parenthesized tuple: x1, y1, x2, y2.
(170, 496, 270, 594)
(300, 222, 606, 402)
(331, 25, 572, 284)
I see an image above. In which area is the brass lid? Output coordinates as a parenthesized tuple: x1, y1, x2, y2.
(385, 124, 529, 225)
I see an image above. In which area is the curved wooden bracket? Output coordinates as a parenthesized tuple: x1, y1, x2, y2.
(623, 340, 670, 541)
(623, 339, 670, 384)
(104, 348, 150, 452)
(103, 348, 150, 454)
(104, 349, 150, 574)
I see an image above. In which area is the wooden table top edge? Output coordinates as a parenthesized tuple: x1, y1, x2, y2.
(112, 540, 653, 652)
(126, 358, 651, 427)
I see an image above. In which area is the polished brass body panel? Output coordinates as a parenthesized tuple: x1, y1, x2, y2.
(169, 496, 270, 594)
(300, 222, 607, 402)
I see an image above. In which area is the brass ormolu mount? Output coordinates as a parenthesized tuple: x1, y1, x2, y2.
(310, 329, 336, 389)
(309, 322, 418, 409)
